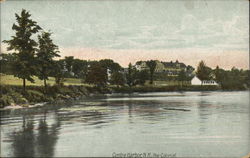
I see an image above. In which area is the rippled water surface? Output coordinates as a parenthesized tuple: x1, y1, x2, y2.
(1, 91, 249, 157)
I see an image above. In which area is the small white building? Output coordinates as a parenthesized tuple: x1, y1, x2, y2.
(191, 76, 218, 86)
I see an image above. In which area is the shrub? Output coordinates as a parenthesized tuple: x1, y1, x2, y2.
(24, 90, 45, 102)
(0, 95, 15, 107)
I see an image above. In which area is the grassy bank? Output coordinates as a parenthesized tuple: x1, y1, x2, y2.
(0, 85, 112, 108)
(111, 85, 221, 93)
(0, 84, 222, 108)
(1, 74, 245, 108)
(0, 74, 88, 86)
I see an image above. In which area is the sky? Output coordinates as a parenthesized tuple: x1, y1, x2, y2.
(0, 0, 249, 69)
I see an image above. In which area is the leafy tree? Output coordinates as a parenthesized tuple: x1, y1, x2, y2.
(72, 59, 88, 79)
(0, 53, 17, 75)
(146, 60, 157, 84)
(63, 56, 75, 77)
(3, 9, 42, 91)
(214, 66, 225, 84)
(212, 66, 249, 90)
(52, 60, 66, 86)
(85, 62, 107, 87)
(110, 71, 125, 87)
(244, 70, 250, 88)
(177, 70, 187, 87)
(36, 31, 60, 90)
(196, 60, 212, 82)
(126, 63, 136, 87)
(135, 70, 149, 85)
(99, 59, 122, 73)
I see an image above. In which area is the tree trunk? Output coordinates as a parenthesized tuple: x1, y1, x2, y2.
(23, 78, 26, 92)
(150, 73, 153, 84)
(44, 79, 47, 93)
(44, 79, 47, 88)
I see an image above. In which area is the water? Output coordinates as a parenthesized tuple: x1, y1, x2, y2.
(1, 91, 249, 157)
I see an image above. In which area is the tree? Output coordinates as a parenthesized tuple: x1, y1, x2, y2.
(64, 56, 75, 77)
(126, 63, 135, 87)
(0, 53, 17, 75)
(3, 9, 42, 91)
(99, 59, 122, 74)
(214, 66, 225, 84)
(196, 60, 212, 82)
(52, 60, 65, 86)
(135, 70, 149, 85)
(244, 70, 250, 88)
(177, 70, 187, 87)
(110, 72, 125, 87)
(85, 62, 107, 87)
(146, 60, 157, 84)
(72, 59, 88, 78)
(36, 31, 60, 90)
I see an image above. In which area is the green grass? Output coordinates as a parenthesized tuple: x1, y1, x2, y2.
(0, 74, 192, 88)
(145, 80, 191, 86)
(0, 74, 90, 86)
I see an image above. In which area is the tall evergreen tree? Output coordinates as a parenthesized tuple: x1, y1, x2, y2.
(36, 31, 60, 90)
(3, 9, 42, 91)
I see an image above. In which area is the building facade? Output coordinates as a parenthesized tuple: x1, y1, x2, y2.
(191, 76, 218, 85)
(134, 60, 195, 77)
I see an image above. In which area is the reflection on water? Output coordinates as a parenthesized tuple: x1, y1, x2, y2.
(6, 112, 61, 157)
(1, 91, 249, 157)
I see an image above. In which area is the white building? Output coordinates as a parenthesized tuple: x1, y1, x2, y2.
(191, 76, 218, 86)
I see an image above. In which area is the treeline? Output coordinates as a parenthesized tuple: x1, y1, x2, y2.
(196, 61, 250, 90)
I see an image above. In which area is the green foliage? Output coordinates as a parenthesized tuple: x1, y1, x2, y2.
(0, 95, 15, 107)
(196, 60, 212, 81)
(64, 56, 74, 77)
(0, 53, 16, 75)
(134, 70, 149, 85)
(112, 85, 220, 93)
(9, 92, 28, 104)
(99, 59, 122, 73)
(72, 59, 88, 78)
(24, 90, 45, 102)
(146, 60, 157, 84)
(126, 63, 137, 87)
(36, 31, 60, 88)
(244, 70, 250, 87)
(52, 60, 65, 86)
(85, 62, 108, 87)
(110, 71, 125, 86)
(213, 66, 248, 90)
(177, 70, 187, 81)
(3, 9, 42, 90)
(177, 70, 188, 87)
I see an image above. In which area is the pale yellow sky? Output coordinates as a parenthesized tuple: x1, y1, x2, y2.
(1, 43, 249, 70)
(58, 47, 249, 70)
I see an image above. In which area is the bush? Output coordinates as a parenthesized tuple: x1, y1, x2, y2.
(0, 95, 15, 107)
(9, 92, 28, 104)
(24, 90, 45, 102)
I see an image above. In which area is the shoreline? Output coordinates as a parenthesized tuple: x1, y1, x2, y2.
(0, 84, 248, 110)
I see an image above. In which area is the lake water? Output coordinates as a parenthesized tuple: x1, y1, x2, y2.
(1, 91, 249, 157)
